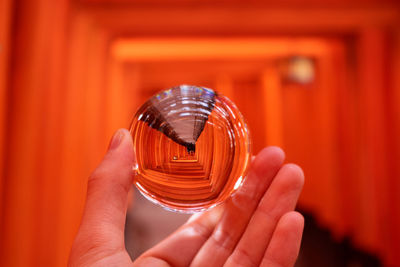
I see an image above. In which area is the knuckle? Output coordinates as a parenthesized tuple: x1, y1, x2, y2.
(212, 227, 236, 252)
(261, 257, 285, 267)
(230, 248, 258, 267)
(69, 231, 108, 266)
(231, 183, 260, 210)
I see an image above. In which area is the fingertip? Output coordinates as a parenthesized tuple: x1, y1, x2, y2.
(261, 146, 285, 158)
(280, 163, 305, 190)
(120, 128, 132, 142)
(252, 146, 285, 177)
(256, 146, 285, 166)
(284, 163, 304, 178)
(266, 146, 286, 159)
(280, 211, 305, 230)
(108, 129, 125, 151)
(107, 128, 132, 153)
(116, 128, 133, 150)
(108, 128, 135, 162)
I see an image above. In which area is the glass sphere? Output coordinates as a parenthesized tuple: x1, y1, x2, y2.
(130, 85, 251, 213)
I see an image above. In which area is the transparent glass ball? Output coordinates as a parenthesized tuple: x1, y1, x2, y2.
(130, 85, 251, 213)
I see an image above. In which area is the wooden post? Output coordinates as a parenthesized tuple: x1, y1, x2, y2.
(261, 66, 284, 148)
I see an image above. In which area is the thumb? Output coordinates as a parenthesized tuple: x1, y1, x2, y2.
(73, 129, 135, 254)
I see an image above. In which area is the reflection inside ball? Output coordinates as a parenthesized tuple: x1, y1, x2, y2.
(130, 85, 251, 213)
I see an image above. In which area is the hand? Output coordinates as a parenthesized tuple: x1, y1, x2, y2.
(69, 129, 305, 267)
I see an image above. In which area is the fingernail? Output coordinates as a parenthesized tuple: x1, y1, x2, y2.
(108, 129, 124, 150)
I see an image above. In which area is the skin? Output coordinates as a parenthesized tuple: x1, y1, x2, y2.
(69, 129, 305, 267)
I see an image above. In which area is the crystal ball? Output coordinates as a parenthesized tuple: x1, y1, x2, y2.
(130, 85, 251, 213)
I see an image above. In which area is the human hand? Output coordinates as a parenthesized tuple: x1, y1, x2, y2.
(69, 128, 304, 267)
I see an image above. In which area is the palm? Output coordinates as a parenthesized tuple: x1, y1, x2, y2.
(69, 129, 304, 267)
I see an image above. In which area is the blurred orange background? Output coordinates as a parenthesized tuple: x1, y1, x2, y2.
(1, 0, 400, 266)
